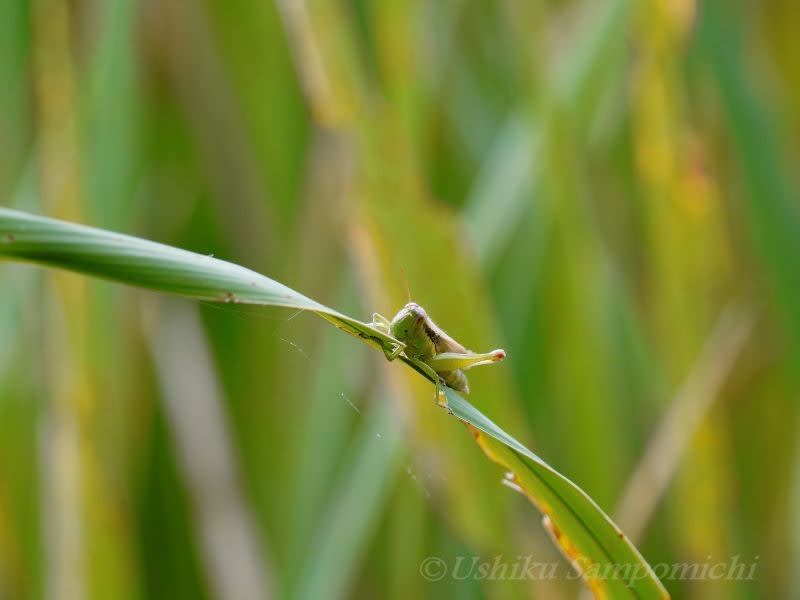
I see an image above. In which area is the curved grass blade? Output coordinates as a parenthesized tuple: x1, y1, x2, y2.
(445, 389, 668, 599)
(0, 207, 668, 597)
(0, 207, 398, 356)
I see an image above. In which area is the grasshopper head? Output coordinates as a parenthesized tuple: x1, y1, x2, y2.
(390, 302, 427, 337)
(390, 302, 435, 359)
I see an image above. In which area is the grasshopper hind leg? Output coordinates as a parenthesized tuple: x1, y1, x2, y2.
(407, 357, 451, 410)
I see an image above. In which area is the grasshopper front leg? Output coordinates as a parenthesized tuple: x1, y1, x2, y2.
(371, 312, 405, 361)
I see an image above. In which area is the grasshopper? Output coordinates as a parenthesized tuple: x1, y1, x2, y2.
(371, 302, 505, 402)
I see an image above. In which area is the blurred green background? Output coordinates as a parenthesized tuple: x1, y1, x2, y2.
(1, 0, 798, 598)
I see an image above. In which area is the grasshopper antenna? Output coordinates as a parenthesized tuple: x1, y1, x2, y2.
(400, 267, 412, 303)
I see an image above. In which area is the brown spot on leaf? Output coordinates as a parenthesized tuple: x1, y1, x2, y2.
(467, 424, 482, 441)
(3, 234, 15, 243)
(544, 517, 562, 541)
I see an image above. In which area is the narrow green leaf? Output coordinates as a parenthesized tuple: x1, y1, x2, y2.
(0, 207, 397, 355)
(446, 389, 668, 598)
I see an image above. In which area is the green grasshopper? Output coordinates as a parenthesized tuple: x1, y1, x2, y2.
(371, 302, 505, 402)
